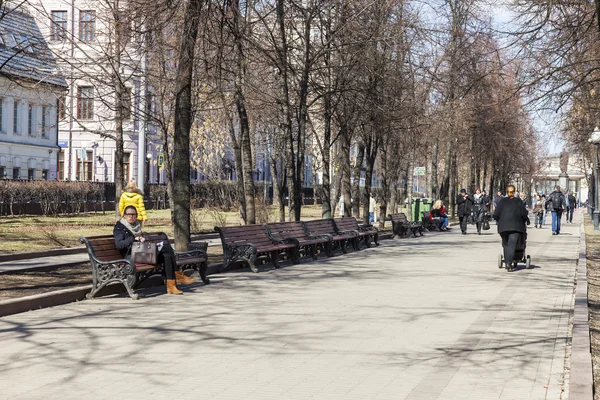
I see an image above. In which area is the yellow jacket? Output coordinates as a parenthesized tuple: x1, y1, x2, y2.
(119, 190, 147, 221)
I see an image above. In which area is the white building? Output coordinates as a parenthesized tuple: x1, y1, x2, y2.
(26, 0, 160, 184)
(0, 7, 67, 180)
(533, 152, 589, 203)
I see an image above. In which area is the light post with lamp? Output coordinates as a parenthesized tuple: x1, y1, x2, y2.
(146, 152, 152, 186)
(589, 126, 600, 230)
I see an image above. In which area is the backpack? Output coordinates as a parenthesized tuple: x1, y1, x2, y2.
(551, 192, 564, 210)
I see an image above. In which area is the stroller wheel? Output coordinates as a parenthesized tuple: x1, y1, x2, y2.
(498, 254, 504, 269)
(526, 255, 531, 269)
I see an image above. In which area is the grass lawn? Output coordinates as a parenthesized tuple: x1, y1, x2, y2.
(0, 205, 380, 254)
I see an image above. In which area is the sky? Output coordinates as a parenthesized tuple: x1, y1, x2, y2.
(490, 2, 565, 155)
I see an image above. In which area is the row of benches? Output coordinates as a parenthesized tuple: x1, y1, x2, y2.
(79, 213, 424, 300)
(215, 217, 379, 273)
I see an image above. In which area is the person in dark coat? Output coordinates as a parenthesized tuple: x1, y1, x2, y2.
(546, 185, 565, 235)
(114, 205, 193, 295)
(493, 185, 530, 270)
(567, 192, 577, 223)
(472, 188, 487, 234)
(457, 188, 472, 234)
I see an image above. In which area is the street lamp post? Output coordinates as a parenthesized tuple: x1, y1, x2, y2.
(589, 127, 600, 231)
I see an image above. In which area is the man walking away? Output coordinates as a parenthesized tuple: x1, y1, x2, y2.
(457, 188, 472, 234)
(567, 192, 577, 223)
(494, 191, 502, 211)
(546, 185, 565, 235)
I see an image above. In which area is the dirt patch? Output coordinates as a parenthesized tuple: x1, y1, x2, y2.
(0, 264, 92, 301)
(0, 253, 225, 301)
(585, 216, 600, 399)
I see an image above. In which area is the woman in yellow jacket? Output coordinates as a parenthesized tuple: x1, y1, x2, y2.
(119, 181, 147, 224)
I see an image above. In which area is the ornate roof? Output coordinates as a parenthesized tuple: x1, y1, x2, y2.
(0, 7, 67, 88)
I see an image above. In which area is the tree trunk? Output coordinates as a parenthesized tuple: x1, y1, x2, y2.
(341, 135, 352, 217)
(292, 8, 312, 222)
(320, 5, 333, 220)
(172, 0, 202, 251)
(431, 138, 439, 199)
(351, 143, 364, 217)
(270, 153, 285, 222)
(440, 145, 452, 205)
(232, 0, 255, 224)
(113, 3, 124, 220)
(379, 148, 389, 229)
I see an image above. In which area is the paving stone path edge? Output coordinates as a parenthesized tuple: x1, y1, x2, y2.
(569, 222, 595, 399)
(0, 232, 396, 318)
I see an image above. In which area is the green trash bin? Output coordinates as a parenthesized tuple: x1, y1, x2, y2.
(412, 198, 433, 222)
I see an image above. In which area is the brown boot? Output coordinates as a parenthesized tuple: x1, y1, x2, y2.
(175, 270, 195, 285)
(166, 279, 183, 295)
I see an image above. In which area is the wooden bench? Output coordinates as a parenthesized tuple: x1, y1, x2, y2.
(333, 217, 379, 248)
(303, 219, 359, 253)
(79, 232, 209, 300)
(215, 224, 299, 273)
(421, 211, 442, 231)
(266, 221, 333, 259)
(389, 213, 423, 238)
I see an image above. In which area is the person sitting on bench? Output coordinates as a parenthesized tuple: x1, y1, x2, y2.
(114, 205, 194, 295)
(430, 200, 449, 231)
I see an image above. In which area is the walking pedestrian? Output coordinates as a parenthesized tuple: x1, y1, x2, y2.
(493, 185, 529, 270)
(546, 185, 566, 235)
(472, 188, 487, 234)
(541, 194, 548, 226)
(457, 188, 473, 234)
(369, 193, 377, 224)
(493, 191, 502, 210)
(532, 194, 544, 228)
(567, 192, 577, 223)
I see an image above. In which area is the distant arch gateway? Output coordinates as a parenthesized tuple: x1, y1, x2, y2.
(532, 153, 589, 203)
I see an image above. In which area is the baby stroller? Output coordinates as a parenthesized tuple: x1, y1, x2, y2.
(497, 229, 531, 271)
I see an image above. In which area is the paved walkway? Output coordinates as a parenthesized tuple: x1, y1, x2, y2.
(0, 214, 581, 400)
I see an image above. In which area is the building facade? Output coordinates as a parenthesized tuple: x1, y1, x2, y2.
(27, 0, 161, 184)
(533, 152, 589, 203)
(0, 7, 67, 180)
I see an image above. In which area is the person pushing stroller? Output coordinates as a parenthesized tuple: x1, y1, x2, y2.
(493, 185, 530, 271)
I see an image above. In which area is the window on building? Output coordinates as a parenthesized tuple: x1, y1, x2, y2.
(28, 169, 35, 180)
(122, 87, 131, 120)
(119, 152, 130, 182)
(41, 106, 47, 137)
(12, 168, 19, 180)
(13, 101, 19, 134)
(84, 150, 93, 180)
(51, 11, 67, 41)
(0, 167, 4, 179)
(77, 86, 94, 120)
(58, 97, 66, 119)
(79, 11, 96, 41)
(76, 150, 93, 181)
(58, 151, 64, 180)
(42, 170, 48, 180)
(27, 104, 33, 136)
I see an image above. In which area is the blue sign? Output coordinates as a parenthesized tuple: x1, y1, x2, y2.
(58, 141, 68, 148)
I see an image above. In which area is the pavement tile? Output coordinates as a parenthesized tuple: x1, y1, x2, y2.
(0, 213, 583, 399)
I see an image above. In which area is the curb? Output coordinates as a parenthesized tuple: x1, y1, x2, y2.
(569, 221, 594, 398)
(0, 231, 408, 318)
